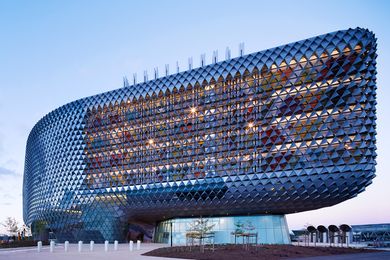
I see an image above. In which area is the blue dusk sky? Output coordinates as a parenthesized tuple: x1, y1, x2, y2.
(0, 0, 389, 232)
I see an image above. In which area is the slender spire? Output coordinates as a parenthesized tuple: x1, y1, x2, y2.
(200, 53, 206, 67)
(144, 70, 148, 82)
(154, 67, 159, 80)
(212, 50, 218, 64)
(188, 57, 193, 70)
(225, 47, 231, 60)
(123, 76, 129, 88)
(239, 42, 245, 57)
(165, 64, 169, 76)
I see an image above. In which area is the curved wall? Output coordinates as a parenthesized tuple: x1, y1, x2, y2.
(155, 215, 291, 245)
(23, 28, 377, 242)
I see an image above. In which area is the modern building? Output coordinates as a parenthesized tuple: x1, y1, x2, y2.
(352, 223, 390, 246)
(292, 223, 390, 247)
(23, 27, 377, 244)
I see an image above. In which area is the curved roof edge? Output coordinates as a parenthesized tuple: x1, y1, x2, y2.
(27, 27, 376, 142)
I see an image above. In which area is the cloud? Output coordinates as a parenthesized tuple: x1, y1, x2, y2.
(0, 134, 3, 156)
(0, 166, 20, 177)
(4, 159, 18, 168)
(3, 194, 15, 200)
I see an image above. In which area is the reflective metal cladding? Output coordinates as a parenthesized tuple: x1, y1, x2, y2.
(23, 28, 377, 242)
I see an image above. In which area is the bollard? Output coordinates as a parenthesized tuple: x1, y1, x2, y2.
(37, 241, 42, 252)
(114, 240, 118, 251)
(50, 241, 55, 252)
(129, 241, 133, 251)
(78, 241, 83, 253)
(64, 241, 69, 252)
(136, 240, 141, 250)
(104, 240, 109, 252)
(90, 241, 94, 251)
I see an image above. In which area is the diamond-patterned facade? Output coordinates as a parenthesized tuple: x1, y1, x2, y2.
(23, 28, 377, 242)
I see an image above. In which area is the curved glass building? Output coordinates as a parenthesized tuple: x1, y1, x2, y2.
(23, 28, 377, 244)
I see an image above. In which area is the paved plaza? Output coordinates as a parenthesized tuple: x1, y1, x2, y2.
(2, 243, 390, 260)
(0, 243, 185, 260)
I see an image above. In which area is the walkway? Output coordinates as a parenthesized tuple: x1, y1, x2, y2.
(0, 243, 185, 260)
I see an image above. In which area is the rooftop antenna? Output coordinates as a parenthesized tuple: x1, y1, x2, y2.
(188, 57, 193, 70)
(225, 47, 231, 60)
(123, 76, 129, 88)
(212, 50, 218, 64)
(144, 70, 148, 83)
(133, 73, 137, 85)
(154, 67, 159, 80)
(239, 42, 245, 57)
(165, 64, 169, 76)
(200, 53, 206, 67)
(176, 61, 179, 73)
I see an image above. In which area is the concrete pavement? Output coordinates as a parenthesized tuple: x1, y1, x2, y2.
(0, 243, 186, 260)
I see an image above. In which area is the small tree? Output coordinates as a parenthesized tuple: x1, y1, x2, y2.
(233, 219, 257, 248)
(21, 224, 31, 239)
(243, 220, 255, 232)
(234, 219, 255, 235)
(187, 217, 215, 236)
(234, 220, 244, 235)
(186, 217, 215, 252)
(2, 217, 19, 236)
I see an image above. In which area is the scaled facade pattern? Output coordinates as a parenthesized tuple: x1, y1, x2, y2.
(23, 28, 377, 242)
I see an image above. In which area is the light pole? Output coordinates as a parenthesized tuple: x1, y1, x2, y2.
(170, 220, 173, 247)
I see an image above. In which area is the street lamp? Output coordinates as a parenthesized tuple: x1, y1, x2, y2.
(170, 220, 173, 247)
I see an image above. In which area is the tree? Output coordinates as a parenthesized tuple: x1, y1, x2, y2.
(187, 217, 215, 238)
(2, 217, 19, 236)
(233, 219, 257, 247)
(186, 217, 215, 252)
(233, 219, 255, 235)
(21, 224, 31, 239)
